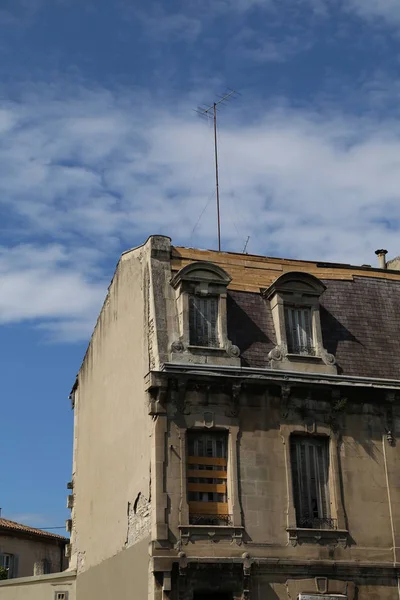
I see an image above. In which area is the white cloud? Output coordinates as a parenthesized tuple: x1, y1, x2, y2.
(196, 0, 400, 25)
(2, 84, 400, 340)
(0, 244, 106, 341)
(342, 0, 400, 23)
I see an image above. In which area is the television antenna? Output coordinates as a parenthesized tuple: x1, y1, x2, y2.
(195, 89, 238, 251)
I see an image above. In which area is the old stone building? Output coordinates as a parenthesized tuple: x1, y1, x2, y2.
(68, 236, 400, 600)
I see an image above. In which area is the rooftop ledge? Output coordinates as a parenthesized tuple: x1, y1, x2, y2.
(158, 362, 400, 390)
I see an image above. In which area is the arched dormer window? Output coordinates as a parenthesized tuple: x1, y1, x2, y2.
(263, 272, 336, 374)
(170, 261, 240, 365)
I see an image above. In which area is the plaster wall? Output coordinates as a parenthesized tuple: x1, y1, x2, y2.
(0, 571, 76, 600)
(0, 534, 65, 578)
(71, 244, 151, 572)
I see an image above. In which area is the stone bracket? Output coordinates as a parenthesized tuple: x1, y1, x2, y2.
(178, 525, 244, 546)
(242, 552, 252, 600)
(148, 385, 168, 415)
(287, 527, 349, 548)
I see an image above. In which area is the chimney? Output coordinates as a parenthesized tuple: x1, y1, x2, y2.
(375, 249, 388, 269)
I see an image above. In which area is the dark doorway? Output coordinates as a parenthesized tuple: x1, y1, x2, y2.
(193, 594, 233, 600)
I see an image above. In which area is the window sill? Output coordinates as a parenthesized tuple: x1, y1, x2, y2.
(188, 345, 223, 352)
(179, 524, 244, 546)
(286, 353, 322, 361)
(287, 526, 349, 548)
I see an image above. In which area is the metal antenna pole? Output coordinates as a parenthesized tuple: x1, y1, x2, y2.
(194, 89, 238, 251)
(213, 103, 221, 251)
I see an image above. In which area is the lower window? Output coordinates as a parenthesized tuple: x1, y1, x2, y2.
(187, 431, 230, 525)
(291, 435, 335, 529)
(0, 554, 15, 578)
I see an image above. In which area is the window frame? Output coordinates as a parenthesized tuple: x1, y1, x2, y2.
(170, 261, 240, 365)
(280, 421, 348, 545)
(188, 294, 220, 349)
(177, 414, 242, 530)
(264, 272, 336, 373)
(0, 553, 15, 578)
(290, 435, 332, 529)
(285, 305, 315, 356)
(187, 429, 229, 525)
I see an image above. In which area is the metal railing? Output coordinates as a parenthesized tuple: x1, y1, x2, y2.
(189, 514, 233, 526)
(298, 516, 337, 530)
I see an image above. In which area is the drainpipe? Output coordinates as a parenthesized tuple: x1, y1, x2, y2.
(375, 249, 388, 269)
(382, 433, 400, 600)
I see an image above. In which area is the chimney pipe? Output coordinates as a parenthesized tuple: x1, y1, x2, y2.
(375, 249, 388, 269)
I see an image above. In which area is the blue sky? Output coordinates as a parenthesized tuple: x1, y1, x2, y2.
(2, 0, 400, 532)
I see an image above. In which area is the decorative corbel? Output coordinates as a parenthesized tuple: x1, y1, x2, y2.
(171, 379, 189, 414)
(281, 383, 291, 419)
(242, 552, 252, 600)
(228, 381, 242, 417)
(178, 552, 188, 576)
(386, 391, 396, 403)
(148, 385, 168, 415)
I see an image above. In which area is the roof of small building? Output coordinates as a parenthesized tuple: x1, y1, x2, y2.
(0, 518, 68, 543)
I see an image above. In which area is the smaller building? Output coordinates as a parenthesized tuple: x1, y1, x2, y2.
(0, 518, 68, 579)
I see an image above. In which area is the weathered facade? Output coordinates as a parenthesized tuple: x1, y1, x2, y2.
(68, 236, 400, 599)
(0, 518, 68, 579)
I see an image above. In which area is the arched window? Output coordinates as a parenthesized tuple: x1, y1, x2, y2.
(264, 272, 336, 373)
(170, 262, 240, 364)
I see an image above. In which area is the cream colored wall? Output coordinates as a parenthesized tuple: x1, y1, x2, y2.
(0, 571, 76, 600)
(166, 388, 399, 565)
(72, 243, 152, 572)
(0, 535, 64, 578)
(76, 537, 150, 600)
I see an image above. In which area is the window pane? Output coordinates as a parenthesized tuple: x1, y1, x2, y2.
(290, 437, 331, 529)
(285, 307, 314, 355)
(189, 296, 219, 347)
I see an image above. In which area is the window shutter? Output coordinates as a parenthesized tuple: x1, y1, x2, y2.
(187, 431, 229, 525)
(316, 443, 329, 519)
(11, 555, 17, 578)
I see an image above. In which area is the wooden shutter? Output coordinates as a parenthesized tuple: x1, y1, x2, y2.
(189, 296, 219, 347)
(187, 431, 229, 523)
(12, 555, 18, 579)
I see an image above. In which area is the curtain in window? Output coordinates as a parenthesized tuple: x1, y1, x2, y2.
(285, 306, 314, 355)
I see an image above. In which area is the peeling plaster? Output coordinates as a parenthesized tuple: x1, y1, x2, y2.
(126, 492, 151, 548)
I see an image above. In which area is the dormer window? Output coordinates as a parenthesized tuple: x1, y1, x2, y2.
(170, 261, 240, 365)
(264, 272, 336, 374)
(285, 305, 314, 356)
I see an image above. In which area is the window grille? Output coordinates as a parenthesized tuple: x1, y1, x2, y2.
(187, 431, 230, 525)
(55, 593, 69, 600)
(285, 306, 315, 355)
(189, 295, 219, 347)
(291, 436, 334, 529)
